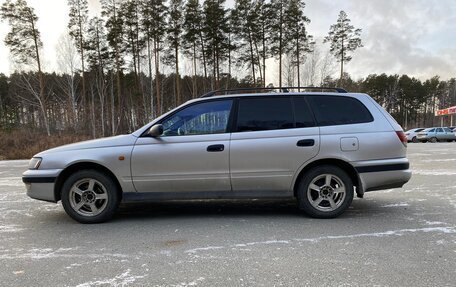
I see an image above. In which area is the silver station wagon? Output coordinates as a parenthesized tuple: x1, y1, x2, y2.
(23, 87, 412, 223)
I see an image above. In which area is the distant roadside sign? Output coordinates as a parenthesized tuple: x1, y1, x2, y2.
(436, 106, 456, 116)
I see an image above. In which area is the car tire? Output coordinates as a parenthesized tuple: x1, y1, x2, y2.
(297, 165, 354, 219)
(61, 170, 120, 223)
(412, 137, 418, 143)
(430, 137, 438, 143)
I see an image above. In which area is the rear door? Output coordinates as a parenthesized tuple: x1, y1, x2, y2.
(436, 128, 445, 140)
(229, 96, 319, 195)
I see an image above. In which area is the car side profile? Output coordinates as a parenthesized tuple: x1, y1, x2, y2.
(405, 128, 424, 143)
(22, 87, 412, 223)
(416, 127, 456, 142)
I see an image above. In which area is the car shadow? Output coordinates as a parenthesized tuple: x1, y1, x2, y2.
(111, 197, 410, 222)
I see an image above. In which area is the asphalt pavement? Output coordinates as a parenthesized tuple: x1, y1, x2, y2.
(0, 143, 455, 286)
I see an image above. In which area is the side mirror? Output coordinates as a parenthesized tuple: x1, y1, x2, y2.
(148, 124, 164, 137)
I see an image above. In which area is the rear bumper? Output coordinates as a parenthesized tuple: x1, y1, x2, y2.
(352, 158, 412, 192)
(22, 169, 61, 202)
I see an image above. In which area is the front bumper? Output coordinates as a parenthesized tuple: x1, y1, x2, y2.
(352, 158, 412, 192)
(22, 169, 62, 202)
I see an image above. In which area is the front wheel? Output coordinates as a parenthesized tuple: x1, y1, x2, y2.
(297, 165, 354, 218)
(430, 137, 438, 143)
(61, 170, 120, 223)
(412, 136, 418, 143)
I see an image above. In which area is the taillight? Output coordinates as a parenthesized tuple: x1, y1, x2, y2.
(396, 131, 407, 147)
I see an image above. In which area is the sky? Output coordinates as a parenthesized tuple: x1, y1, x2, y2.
(0, 0, 455, 81)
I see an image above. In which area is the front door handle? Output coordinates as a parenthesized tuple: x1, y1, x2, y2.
(207, 144, 225, 152)
(297, 139, 315, 147)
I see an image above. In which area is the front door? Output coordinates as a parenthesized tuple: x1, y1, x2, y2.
(131, 99, 233, 194)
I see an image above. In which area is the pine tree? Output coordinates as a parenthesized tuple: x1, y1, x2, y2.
(142, 0, 167, 116)
(255, 0, 270, 87)
(285, 0, 314, 88)
(166, 0, 184, 105)
(0, 0, 50, 135)
(203, 0, 229, 89)
(86, 17, 110, 136)
(324, 11, 362, 84)
(232, 0, 259, 86)
(101, 0, 124, 133)
(269, 0, 287, 87)
(67, 0, 89, 113)
(183, 0, 203, 97)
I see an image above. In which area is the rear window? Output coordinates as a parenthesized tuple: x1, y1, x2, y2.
(236, 97, 294, 132)
(307, 96, 373, 126)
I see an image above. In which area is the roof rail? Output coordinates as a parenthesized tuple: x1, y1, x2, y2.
(200, 86, 348, 98)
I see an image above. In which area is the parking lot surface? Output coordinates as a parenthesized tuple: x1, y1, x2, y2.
(0, 143, 455, 286)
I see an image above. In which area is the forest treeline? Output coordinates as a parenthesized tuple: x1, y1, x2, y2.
(0, 0, 455, 141)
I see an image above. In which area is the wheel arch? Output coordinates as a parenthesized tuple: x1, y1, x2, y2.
(293, 158, 361, 197)
(54, 161, 123, 202)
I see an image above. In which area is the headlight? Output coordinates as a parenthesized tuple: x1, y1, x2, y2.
(28, 157, 42, 170)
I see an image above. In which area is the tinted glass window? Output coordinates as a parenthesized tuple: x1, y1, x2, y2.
(236, 97, 294, 132)
(437, 128, 443, 133)
(293, 97, 316, 128)
(415, 128, 424, 132)
(428, 129, 435, 132)
(308, 96, 373, 126)
(161, 100, 232, 136)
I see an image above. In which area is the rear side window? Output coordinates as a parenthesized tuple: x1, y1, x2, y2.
(236, 97, 294, 132)
(308, 96, 373, 126)
(293, 97, 316, 128)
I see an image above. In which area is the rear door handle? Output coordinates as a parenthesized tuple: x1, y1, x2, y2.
(297, 139, 315, 147)
(207, 144, 225, 152)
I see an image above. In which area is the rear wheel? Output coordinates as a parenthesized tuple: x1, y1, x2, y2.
(61, 170, 119, 223)
(412, 136, 418, 143)
(297, 165, 354, 218)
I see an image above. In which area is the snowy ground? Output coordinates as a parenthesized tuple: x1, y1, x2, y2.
(0, 143, 455, 286)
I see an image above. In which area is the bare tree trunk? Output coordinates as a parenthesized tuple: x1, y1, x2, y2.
(175, 43, 181, 105)
(147, 38, 155, 119)
(154, 38, 161, 115)
(192, 42, 197, 97)
(90, 85, 96, 138)
(248, 30, 256, 86)
(31, 16, 50, 136)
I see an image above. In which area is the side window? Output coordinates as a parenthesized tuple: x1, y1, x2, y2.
(444, 128, 452, 132)
(236, 97, 294, 132)
(293, 97, 316, 128)
(307, 96, 373, 126)
(161, 100, 232, 136)
(428, 129, 435, 132)
(437, 128, 443, 133)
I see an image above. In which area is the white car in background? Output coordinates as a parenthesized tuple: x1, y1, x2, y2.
(405, 128, 424, 143)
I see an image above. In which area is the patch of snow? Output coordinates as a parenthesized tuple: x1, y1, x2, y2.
(0, 160, 28, 166)
(234, 240, 290, 247)
(0, 247, 128, 260)
(184, 246, 224, 254)
(422, 158, 456, 162)
(183, 227, 456, 255)
(0, 224, 24, 233)
(423, 220, 446, 225)
(0, 177, 24, 187)
(75, 269, 146, 287)
(381, 203, 409, 207)
(413, 170, 456, 176)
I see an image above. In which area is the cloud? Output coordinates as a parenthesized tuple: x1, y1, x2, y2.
(0, 0, 455, 80)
